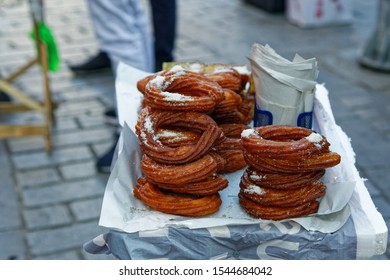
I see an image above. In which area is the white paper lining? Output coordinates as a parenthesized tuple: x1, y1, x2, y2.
(99, 63, 356, 234)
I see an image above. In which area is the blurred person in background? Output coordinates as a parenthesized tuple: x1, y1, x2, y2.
(70, 0, 176, 74)
(69, 0, 177, 172)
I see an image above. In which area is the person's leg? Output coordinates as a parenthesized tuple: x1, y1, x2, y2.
(149, 0, 176, 71)
(88, 0, 155, 74)
(86, 0, 154, 172)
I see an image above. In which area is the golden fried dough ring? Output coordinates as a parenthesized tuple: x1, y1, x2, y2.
(239, 175, 326, 207)
(208, 151, 227, 173)
(213, 89, 242, 114)
(134, 179, 222, 217)
(234, 68, 251, 91)
(213, 123, 245, 149)
(244, 167, 326, 190)
(205, 68, 242, 93)
(241, 125, 331, 159)
(144, 66, 224, 112)
(141, 154, 218, 185)
(136, 107, 223, 164)
(215, 149, 247, 173)
(155, 176, 228, 196)
(211, 89, 249, 124)
(137, 75, 155, 95)
(244, 152, 341, 173)
(238, 192, 320, 221)
(212, 110, 248, 125)
(213, 137, 243, 151)
(237, 98, 254, 125)
(219, 123, 249, 138)
(155, 128, 201, 147)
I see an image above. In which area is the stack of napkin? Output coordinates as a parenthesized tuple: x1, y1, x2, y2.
(248, 44, 319, 128)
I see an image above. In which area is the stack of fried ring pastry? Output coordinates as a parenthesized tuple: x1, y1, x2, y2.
(133, 66, 243, 217)
(238, 125, 341, 221)
(134, 107, 229, 216)
(133, 64, 259, 216)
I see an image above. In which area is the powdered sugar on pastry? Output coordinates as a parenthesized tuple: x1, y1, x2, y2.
(306, 132, 323, 149)
(244, 184, 266, 195)
(241, 129, 258, 138)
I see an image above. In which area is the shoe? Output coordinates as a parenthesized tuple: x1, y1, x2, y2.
(0, 91, 11, 102)
(69, 51, 111, 74)
(104, 108, 118, 126)
(0, 74, 11, 102)
(96, 132, 120, 173)
(96, 143, 117, 173)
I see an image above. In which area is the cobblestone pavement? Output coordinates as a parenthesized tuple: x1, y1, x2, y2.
(0, 0, 389, 260)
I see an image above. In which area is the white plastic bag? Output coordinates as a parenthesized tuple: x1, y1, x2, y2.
(286, 0, 353, 28)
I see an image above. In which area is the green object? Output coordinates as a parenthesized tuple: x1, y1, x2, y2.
(30, 21, 60, 72)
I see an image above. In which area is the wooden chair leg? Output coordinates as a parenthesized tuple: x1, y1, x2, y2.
(38, 38, 54, 153)
(0, 11, 55, 154)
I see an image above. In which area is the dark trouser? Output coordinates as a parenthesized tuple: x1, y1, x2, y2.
(150, 0, 177, 71)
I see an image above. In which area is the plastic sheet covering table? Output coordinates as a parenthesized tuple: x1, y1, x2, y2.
(84, 63, 387, 260)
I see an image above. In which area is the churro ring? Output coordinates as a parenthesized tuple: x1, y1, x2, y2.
(239, 174, 326, 207)
(238, 192, 320, 221)
(244, 152, 341, 173)
(244, 167, 326, 190)
(136, 107, 223, 164)
(155, 128, 201, 147)
(137, 74, 154, 95)
(219, 123, 249, 138)
(143, 65, 224, 112)
(241, 125, 331, 159)
(213, 89, 243, 114)
(141, 154, 218, 185)
(155, 175, 228, 196)
(213, 136, 243, 151)
(215, 149, 247, 173)
(134, 178, 222, 217)
(208, 151, 227, 173)
(205, 67, 242, 93)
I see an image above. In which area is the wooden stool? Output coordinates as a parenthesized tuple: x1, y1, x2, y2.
(0, 3, 54, 153)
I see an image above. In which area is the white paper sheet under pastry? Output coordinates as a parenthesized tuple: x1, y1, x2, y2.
(99, 63, 356, 234)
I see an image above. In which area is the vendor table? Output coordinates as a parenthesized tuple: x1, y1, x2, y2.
(84, 63, 388, 260)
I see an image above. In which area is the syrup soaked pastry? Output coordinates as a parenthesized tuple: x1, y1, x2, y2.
(244, 167, 325, 190)
(239, 174, 326, 207)
(156, 175, 228, 196)
(155, 128, 201, 147)
(238, 192, 320, 221)
(243, 151, 341, 173)
(136, 107, 223, 164)
(141, 154, 218, 186)
(134, 178, 222, 217)
(137, 74, 155, 95)
(241, 125, 331, 159)
(211, 89, 251, 125)
(219, 123, 249, 138)
(141, 154, 228, 196)
(143, 65, 224, 113)
(241, 125, 340, 173)
(215, 149, 247, 173)
(213, 89, 243, 114)
(238, 125, 341, 220)
(205, 68, 242, 93)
